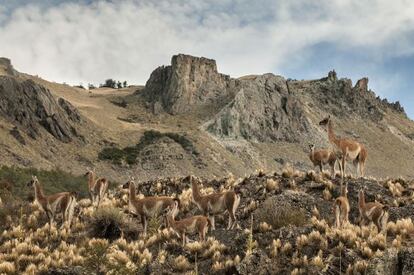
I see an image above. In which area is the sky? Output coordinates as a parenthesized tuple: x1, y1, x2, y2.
(0, 0, 413, 118)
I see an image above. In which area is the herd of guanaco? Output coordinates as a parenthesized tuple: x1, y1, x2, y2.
(26, 114, 389, 244)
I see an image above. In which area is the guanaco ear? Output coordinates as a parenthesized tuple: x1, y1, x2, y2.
(131, 176, 135, 181)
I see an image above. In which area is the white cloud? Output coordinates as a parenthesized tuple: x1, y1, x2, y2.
(0, 0, 414, 87)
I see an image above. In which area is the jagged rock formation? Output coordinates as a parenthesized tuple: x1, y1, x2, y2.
(142, 54, 237, 114)
(0, 57, 17, 76)
(0, 76, 80, 143)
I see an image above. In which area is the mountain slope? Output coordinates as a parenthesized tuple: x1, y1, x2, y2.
(0, 54, 413, 181)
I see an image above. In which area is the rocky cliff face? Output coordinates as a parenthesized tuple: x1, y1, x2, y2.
(143, 54, 236, 114)
(0, 76, 81, 143)
(204, 74, 314, 143)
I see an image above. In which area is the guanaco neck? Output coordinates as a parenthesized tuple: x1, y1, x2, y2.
(192, 181, 202, 202)
(358, 191, 365, 209)
(88, 172, 96, 190)
(309, 147, 315, 161)
(129, 182, 137, 202)
(327, 120, 341, 148)
(34, 181, 46, 201)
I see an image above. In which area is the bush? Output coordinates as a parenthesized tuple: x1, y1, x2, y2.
(98, 130, 199, 165)
(89, 207, 124, 240)
(254, 196, 308, 229)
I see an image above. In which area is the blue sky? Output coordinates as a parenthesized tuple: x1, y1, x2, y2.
(0, 0, 413, 118)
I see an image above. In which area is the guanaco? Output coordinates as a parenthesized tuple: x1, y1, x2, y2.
(358, 188, 388, 233)
(319, 115, 367, 178)
(191, 176, 240, 230)
(166, 199, 210, 245)
(84, 168, 109, 207)
(309, 144, 341, 179)
(333, 183, 350, 228)
(122, 178, 177, 236)
(27, 176, 77, 228)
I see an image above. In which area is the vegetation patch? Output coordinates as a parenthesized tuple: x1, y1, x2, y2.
(0, 165, 87, 200)
(98, 130, 199, 165)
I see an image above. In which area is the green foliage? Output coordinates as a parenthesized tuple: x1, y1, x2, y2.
(98, 130, 199, 165)
(0, 165, 87, 200)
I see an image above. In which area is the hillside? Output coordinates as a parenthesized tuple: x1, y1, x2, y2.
(2, 170, 414, 274)
(0, 54, 413, 183)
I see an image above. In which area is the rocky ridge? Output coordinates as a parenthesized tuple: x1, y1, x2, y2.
(0, 75, 82, 143)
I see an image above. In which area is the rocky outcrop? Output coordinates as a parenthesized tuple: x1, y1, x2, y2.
(204, 74, 313, 143)
(0, 76, 80, 142)
(0, 57, 17, 76)
(142, 54, 236, 114)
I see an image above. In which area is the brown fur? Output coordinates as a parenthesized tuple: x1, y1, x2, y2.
(319, 116, 367, 178)
(333, 184, 350, 228)
(191, 176, 240, 230)
(123, 179, 176, 236)
(167, 200, 210, 245)
(28, 176, 76, 229)
(358, 189, 388, 233)
(85, 169, 109, 207)
(309, 144, 340, 178)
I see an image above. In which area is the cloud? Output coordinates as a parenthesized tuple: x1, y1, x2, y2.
(0, 0, 414, 114)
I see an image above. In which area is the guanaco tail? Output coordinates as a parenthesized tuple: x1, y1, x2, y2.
(358, 188, 388, 234)
(319, 115, 367, 179)
(309, 144, 341, 179)
(166, 199, 210, 245)
(122, 178, 178, 236)
(191, 175, 240, 230)
(333, 183, 350, 228)
(84, 168, 109, 207)
(27, 175, 77, 229)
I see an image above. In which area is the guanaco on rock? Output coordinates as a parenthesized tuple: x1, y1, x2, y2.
(358, 188, 388, 234)
(122, 177, 177, 236)
(309, 144, 341, 179)
(191, 175, 240, 230)
(333, 183, 350, 228)
(166, 199, 210, 245)
(319, 115, 367, 178)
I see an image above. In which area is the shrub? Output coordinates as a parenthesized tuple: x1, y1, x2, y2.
(88, 207, 125, 241)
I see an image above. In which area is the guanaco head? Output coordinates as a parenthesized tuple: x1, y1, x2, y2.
(319, 115, 331, 126)
(26, 175, 38, 187)
(165, 199, 180, 218)
(84, 167, 95, 177)
(309, 144, 315, 151)
(122, 177, 135, 189)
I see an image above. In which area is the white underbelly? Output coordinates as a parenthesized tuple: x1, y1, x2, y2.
(347, 148, 360, 160)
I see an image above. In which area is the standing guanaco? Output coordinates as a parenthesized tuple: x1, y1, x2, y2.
(319, 115, 367, 178)
(333, 183, 350, 228)
(84, 168, 109, 207)
(309, 144, 341, 179)
(191, 176, 240, 230)
(358, 188, 388, 233)
(122, 178, 177, 236)
(27, 176, 77, 229)
(166, 199, 210, 245)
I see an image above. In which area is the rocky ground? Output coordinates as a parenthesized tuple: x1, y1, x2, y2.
(1, 168, 414, 274)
